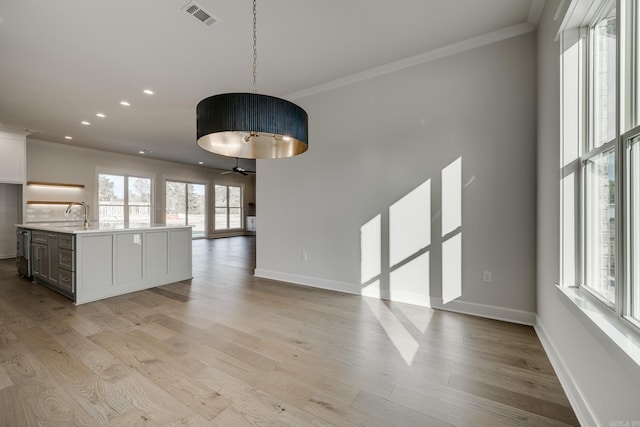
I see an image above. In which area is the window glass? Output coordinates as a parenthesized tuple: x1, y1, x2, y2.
(166, 181, 186, 226)
(214, 185, 228, 230)
(98, 173, 151, 225)
(187, 184, 206, 237)
(229, 186, 241, 208)
(129, 176, 151, 226)
(592, 5, 617, 149)
(214, 185, 242, 230)
(98, 174, 125, 224)
(166, 181, 206, 237)
(584, 150, 616, 304)
(635, 1, 640, 130)
(630, 136, 640, 322)
(229, 208, 242, 228)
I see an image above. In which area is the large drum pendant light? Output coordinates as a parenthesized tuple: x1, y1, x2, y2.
(196, 0, 308, 159)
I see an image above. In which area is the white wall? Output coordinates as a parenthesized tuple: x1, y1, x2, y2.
(26, 139, 255, 237)
(536, 2, 640, 426)
(0, 183, 21, 258)
(256, 32, 537, 323)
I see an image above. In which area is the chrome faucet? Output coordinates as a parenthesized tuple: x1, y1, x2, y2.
(65, 202, 90, 229)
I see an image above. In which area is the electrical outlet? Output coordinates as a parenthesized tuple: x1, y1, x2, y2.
(482, 271, 492, 283)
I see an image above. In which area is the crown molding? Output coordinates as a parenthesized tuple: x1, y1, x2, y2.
(285, 22, 536, 101)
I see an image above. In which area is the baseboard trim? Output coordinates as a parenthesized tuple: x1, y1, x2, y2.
(253, 269, 361, 295)
(430, 297, 536, 326)
(254, 269, 534, 325)
(534, 316, 599, 427)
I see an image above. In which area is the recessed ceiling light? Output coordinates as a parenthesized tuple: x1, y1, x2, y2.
(120, 101, 130, 106)
(64, 136, 73, 140)
(138, 150, 146, 154)
(198, 161, 204, 165)
(143, 89, 154, 95)
(81, 121, 91, 125)
(96, 113, 106, 118)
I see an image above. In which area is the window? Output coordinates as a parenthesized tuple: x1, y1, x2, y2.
(629, 134, 640, 323)
(98, 173, 152, 226)
(590, 3, 617, 149)
(214, 185, 242, 230)
(573, 0, 640, 330)
(584, 149, 616, 304)
(166, 181, 206, 238)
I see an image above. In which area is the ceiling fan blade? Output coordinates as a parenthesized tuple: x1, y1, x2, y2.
(220, 170, 232, 175)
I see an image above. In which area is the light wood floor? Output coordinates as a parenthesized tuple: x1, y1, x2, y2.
(0, 236, 579, 426)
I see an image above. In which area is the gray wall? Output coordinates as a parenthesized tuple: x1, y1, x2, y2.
(26, 139, 255, 237)
(256, 32, 538, 323)
(536, 2, 640, 425)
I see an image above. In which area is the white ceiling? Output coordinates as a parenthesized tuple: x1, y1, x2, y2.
(0, 0, 541, 171)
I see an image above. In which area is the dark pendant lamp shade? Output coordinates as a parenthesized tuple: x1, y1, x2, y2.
(196, 93, 308, 159)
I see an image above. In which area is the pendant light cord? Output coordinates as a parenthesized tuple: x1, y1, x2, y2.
(252, 0, 257, 94)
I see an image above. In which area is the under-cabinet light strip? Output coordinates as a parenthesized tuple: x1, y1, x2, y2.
(26, 181, 84, 189)
(27, 201, 80, 205)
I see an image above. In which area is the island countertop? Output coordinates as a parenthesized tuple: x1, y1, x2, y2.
(16, 223, 193, 304)
(15, 222, 192, 234)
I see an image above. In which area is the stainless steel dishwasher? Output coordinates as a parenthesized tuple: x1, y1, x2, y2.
(16, 228, 32, 278)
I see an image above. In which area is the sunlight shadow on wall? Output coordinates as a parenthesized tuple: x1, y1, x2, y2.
(389, 180, 431, 267)
(361, 214, 381, 298)
(442, 158, 462, 236)
(442, 157, 462, 304)
(359, 157, 464, 366)
(389, 179, 431, 305)
(442, 233, 462, 304)
(390, 253, 430, 306)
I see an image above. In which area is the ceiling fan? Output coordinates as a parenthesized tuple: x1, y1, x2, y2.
(220, 158, 256, 176)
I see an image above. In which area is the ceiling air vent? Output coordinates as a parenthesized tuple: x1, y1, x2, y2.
(183, 2, 218, 26)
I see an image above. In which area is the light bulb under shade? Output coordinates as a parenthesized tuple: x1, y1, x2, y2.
(196, 93, 308, 159)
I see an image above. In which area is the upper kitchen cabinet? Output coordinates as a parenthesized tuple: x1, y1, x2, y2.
(0, 130, 27, 184)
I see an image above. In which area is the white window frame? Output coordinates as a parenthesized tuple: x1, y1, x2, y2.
(97, 170, 154, 225)
(165, 179, 207, 238)
(623, 125, 640, 329)
(574, 0, 640, 331)
(213, 184, 244, 231)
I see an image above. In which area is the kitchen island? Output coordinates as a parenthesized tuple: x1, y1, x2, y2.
(16, 223, 192, 304)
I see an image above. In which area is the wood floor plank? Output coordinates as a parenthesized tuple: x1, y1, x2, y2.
(14, 326, 134, 424)
(389, 383, 578, 427)
(351, 389, 454, 427)
(0, 363, 13, 391)
(90, 330, 231, 421)
(109, 373, 212, 425)
(0, 236, 579, 426)
(0, 336, 97, 425)
(447, 374, 579, 425)
(0, 386, 37, 427)
(303, 392, 392, 427)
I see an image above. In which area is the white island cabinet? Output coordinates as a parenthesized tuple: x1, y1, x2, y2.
(16, 223, 192, 304)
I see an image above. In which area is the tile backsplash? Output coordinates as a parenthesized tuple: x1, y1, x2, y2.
(26, 204, 87, 223)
